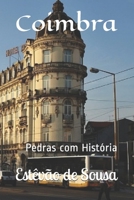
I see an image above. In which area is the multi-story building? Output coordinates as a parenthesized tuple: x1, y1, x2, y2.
(0, 0, 87, 170)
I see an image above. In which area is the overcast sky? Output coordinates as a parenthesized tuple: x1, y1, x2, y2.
(1, 0, 134, 123)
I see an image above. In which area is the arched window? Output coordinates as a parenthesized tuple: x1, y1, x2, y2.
(65, 75, 71, 88)
(64, 100, 71, 115)
(42, 102, 49, 115)
(43, 75, 49, 90)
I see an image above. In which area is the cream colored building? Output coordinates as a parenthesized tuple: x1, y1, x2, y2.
(0, 0, 87, 170)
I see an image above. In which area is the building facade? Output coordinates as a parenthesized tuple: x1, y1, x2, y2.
(0, 0, 87, 170)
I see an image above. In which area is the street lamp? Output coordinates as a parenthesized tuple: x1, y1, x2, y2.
(90, 67, 118, 164)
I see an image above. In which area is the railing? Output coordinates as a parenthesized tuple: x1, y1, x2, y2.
(19, 116, 27, 126)
(41, 114, 51, 124)
(8, 120, 13, 128)
(63, 114, 73, 124)
(34, 62, 87, 76)
(34, 87, 86, 98)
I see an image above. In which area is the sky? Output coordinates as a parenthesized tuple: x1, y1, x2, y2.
(0, 0, 134, 123)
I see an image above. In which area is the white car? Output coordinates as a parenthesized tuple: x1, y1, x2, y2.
(0, 170, 16, 186)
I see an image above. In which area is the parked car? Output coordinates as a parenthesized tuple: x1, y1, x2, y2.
(0, 170, 16, 186)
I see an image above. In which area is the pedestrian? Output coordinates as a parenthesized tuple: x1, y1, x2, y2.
(97, 169, 111, 200)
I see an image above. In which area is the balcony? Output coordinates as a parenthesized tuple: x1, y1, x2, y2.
(41, 114, 51, 124)
(34, 87, 86, 100)
(19, 116, 27, 126)
(34, 62, 87, 77)
(8, 120, 13, 128)
(63, 114, 73, 124)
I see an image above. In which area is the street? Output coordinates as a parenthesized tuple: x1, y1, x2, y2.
(0, 182, 133, 200)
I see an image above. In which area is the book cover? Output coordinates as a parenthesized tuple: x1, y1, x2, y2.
(0, 0, 134, 199)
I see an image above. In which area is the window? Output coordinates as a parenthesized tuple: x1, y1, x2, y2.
(81, 79, 84, 90)
(64, 131, 71, 142)
(42, 128, 49, 141)
(22, 103, 27, 116)
(20, 130, 26, 143)
(64, 50, 72, 62)
(26, 57, 30, 66)
(43, 50, 51, 63)
(65, 75, 71, 88)
(43, 75, 49, 90)
(80, 54, 83, 64)
(64, 100, 71, 115)
(43, 102, 49, 115)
